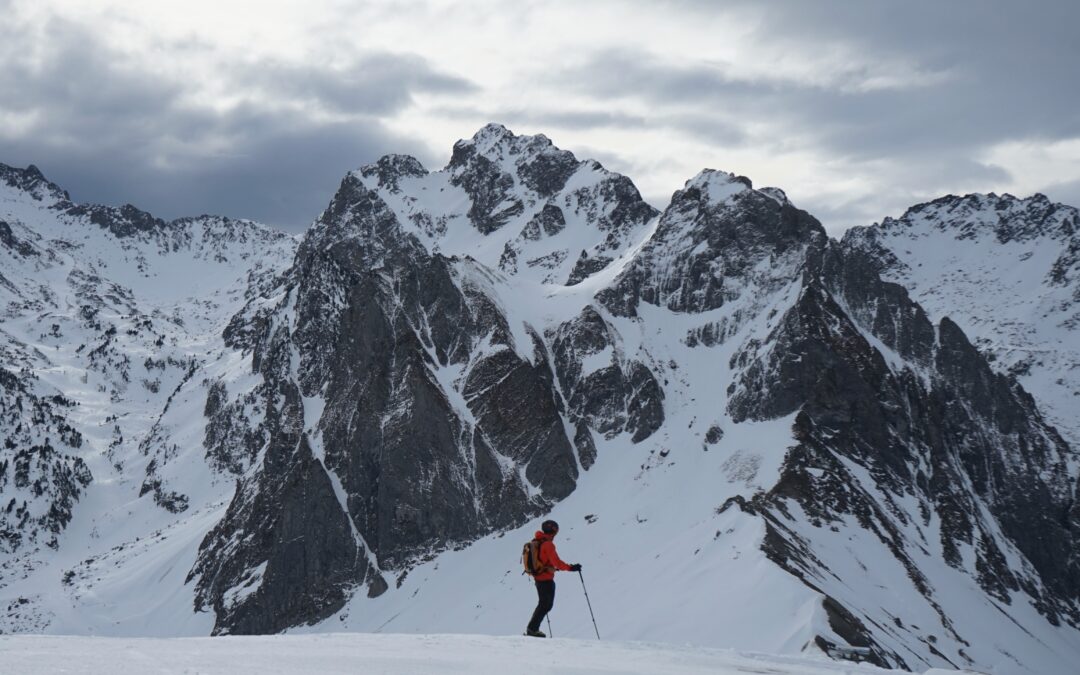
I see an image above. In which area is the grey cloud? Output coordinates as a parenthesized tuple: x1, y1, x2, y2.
(435, 104, 746, 147)
(559, 51, 749, 101)
(552, 42, 1074, 226)
(556, 41, 1078, 159)
(2, 1, 1076, 233)
(664, 0, 1079, 92)
(247, 53, 476, 116)
(1042, 179, 1080, 211)
(661, 112, 747, 147)
(552, 2, 1080, 224)
(502, 109, 650, 131)
(1, 112, 430, 232)
(0, 19, 461, 231)
(0, 21, 183, 141)
(432, 104, 650, 132)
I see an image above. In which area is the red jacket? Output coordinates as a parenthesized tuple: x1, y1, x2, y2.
(532, 530, 573, 581)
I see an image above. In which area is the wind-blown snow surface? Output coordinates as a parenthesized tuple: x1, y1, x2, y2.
(0, 633, 944, 675)
(2, 127, 1080, 675)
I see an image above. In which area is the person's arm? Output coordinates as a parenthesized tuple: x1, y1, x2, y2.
(541, 540, 574, 572)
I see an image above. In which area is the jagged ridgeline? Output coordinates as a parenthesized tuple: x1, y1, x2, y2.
(1, 126, 1079, 674)
(191, 125, 666, 633)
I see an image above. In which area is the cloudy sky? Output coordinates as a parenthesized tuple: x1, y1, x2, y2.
(2, 0, 1078, 234)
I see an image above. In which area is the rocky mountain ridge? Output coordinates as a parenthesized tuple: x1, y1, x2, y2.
(1, 130, 1079, 674)
(0, 160, 297, 618)
(843, 191, 1080, 451)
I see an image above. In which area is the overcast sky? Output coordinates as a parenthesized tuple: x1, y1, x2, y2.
(2, 0, 1078, 234)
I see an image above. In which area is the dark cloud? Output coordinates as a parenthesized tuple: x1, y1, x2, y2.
(2, 112, 429, 231)
(1042, 178, 1080, 211)
(245, 54, 476, 116)
(434, 104, 746, 147)
(498, 109, 650, 132)
(555, 37, 1077, 162)
(1, 1, 1076, 233)
(552, 1, 1080, 224)
(0, 18, 469, 231)
(665, 0, 1080, 106)
(432, 104, 649, 132)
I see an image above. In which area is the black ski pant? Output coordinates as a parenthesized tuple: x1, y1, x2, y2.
(528, 579, 556, 632)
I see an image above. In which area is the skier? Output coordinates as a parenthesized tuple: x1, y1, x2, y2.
(525, 519, 581, 638)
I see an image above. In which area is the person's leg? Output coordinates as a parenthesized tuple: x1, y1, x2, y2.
(527, 580, 556, 633)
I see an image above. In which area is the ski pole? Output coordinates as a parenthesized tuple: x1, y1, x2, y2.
(546, 615, 553, 638)
(578, 570, 600, 640)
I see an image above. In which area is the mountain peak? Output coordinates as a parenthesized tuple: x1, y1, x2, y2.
(682, 169, 753, 203)
(885, 191, 1078, 244)
(452, 123, 565, 166)
(0, 161, 70, 203)
(469, 121, 515, 146)
(356, 153, 428, 193)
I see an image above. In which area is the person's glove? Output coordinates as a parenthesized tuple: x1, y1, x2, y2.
(569, 563, 582, 572)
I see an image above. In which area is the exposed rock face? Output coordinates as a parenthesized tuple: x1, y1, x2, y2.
(448, 137, 526, 235)
(203, 380, 266, 475)
(197, 148, 1080, 665)
(598, 170, 821, 317)
(566, 250, 612, 286)
(187, 126, 673, 634)
(723, 238, 1080, 667)
(356, 123, 659, 286)
(190, 429, 380, 634)
(0, 164, 69, 203)
(574, 165, 1080, 669)
(194, 170, 584, 632)
(64, 203, 168, 239)
(0, 221, 38, 259)
(0, 159, 299, 633)
(551, 306, 664, 443)
(0, 368, 90, 553)
(843, 192, 1080, 454)
(3, 131, 1080, 673)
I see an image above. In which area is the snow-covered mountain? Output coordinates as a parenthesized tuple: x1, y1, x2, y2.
(0, 161, 297, 631)
(0, 633, 966, 675)
(1, 127, 1079, 675)
(844, 193, 1080, 452)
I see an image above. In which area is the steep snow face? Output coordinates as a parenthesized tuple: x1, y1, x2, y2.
(0, 162, 297, 633)
(179, 127, 670, 637)
(843, 193, 1080, 451)
(354, 123, 659, 287)
(596, 169, 818, 318)
(187, 132, 670, 633)
(723, 239, 1080, 672)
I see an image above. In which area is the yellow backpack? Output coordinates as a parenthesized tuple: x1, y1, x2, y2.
(522, 538, 550, 577)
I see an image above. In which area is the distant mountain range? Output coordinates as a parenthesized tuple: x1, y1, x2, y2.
(2, 125, 1078, 674)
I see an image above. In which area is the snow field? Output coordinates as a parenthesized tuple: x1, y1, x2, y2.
(0, 633, 916, 675)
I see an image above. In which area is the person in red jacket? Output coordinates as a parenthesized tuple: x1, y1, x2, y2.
(526, 519, 581, 638)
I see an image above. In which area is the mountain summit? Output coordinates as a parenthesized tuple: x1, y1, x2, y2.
(1, 129, 1078, 674)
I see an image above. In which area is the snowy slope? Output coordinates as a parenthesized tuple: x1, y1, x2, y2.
(284, 164, 1079, 674)
(843, 193, 1080, 450)
(0, 162, 297, 634)
(0, 633, 941, 675)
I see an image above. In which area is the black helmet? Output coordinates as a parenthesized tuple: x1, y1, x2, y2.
(541, 520, 559, 534)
